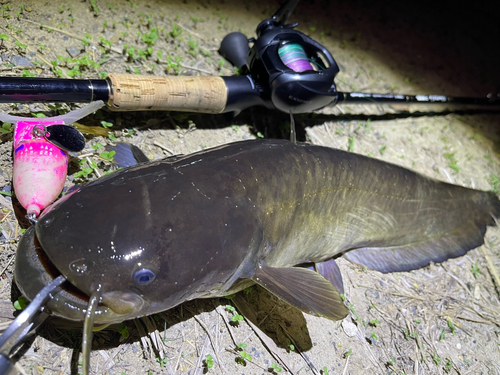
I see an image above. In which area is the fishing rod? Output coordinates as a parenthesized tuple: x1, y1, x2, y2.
(0, 0, 498, 116)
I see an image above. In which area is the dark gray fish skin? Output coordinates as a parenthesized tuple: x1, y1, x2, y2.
(15, 139, 500, 323)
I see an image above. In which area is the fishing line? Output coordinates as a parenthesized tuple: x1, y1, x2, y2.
(278, 43, 315, 72)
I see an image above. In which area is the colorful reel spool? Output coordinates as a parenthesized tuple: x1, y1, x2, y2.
(278, 43, 314, 72)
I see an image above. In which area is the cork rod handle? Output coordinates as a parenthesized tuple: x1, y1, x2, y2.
(107, 73, 228, 113)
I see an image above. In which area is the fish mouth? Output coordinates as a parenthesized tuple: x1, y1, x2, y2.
(14, 226, 144, 324)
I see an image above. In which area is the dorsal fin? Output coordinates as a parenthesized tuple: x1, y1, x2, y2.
(252, 265, 348, 320)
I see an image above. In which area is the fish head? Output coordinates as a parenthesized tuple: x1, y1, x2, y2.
(15, 222, 160, 324)
(15, 162, 260, 324)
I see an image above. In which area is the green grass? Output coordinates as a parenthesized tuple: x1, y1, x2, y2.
(443, 152, 459, 173)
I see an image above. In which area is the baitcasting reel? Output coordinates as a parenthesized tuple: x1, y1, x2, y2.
(219, 0, 340, 115)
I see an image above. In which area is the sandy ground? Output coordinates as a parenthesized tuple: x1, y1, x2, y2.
(0, 0, 500, 374)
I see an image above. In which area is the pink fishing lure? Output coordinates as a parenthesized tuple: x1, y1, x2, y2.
(13, 121, 69, 217)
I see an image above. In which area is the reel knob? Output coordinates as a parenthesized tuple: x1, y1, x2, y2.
(219, 32, 250, 70)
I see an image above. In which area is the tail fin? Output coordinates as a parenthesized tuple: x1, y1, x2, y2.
(344, 191, 500, 273)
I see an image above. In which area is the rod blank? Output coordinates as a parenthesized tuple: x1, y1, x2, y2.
(337, 92, 499, 106)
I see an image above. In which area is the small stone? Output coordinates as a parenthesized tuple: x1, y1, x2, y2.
(342, 319, 357, 337)
(66, 46, 81, 58)
(10, 56, 34, 67)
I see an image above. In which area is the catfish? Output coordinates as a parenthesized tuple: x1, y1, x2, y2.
(15, 139, 500, 324)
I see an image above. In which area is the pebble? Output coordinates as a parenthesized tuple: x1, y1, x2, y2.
(0, 186, 11, 202)
(251, 347, 260, 358)
(66, 46, 81, 58)
(10, 56, 33, 67)
(342, 319, 357, 337)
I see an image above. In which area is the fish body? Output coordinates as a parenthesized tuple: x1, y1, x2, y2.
(14, 139, 500, 324)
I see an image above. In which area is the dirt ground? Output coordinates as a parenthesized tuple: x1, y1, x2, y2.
(1, 0, 500, 374)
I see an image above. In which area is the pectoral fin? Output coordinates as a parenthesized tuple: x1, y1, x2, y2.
(315, 258, 345, 295)
(105, 142, 150, 168)
(252, 265, 348, 320)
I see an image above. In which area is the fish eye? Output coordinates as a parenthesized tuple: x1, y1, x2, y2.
(133, 269, 156, 286)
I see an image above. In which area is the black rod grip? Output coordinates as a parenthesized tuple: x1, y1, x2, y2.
(222, 75, 272, 115)
(0, 77, 110, 103)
